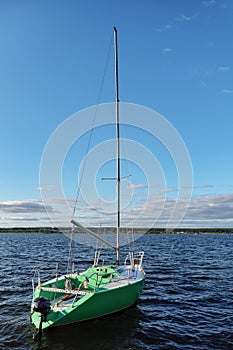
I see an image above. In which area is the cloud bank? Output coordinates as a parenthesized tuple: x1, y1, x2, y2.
(1, 191, 233, 228)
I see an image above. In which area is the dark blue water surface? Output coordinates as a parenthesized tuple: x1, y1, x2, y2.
(0, 233, 232, 350)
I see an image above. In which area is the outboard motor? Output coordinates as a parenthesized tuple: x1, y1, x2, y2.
(32, 297, 51, 340)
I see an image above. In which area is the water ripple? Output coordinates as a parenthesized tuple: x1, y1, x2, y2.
(0, 233, 233, 349)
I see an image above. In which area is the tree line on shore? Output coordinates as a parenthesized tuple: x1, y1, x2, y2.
(0, 227, 233, 234)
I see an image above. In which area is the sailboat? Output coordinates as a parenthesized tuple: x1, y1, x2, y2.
(31, 27, 145, 338)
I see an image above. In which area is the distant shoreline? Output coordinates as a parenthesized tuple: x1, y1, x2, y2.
(0, 227, 233, 234)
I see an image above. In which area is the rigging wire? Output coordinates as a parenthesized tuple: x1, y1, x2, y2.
(72, 32, 113, 220)
(67, 33, 114, 271)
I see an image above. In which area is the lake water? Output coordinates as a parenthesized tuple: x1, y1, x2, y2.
(0, 233, 233, 350)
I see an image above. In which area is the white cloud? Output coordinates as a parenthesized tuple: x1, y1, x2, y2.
(123, 192, 233, 228)
(0, 200, 53, 213)
(126, 183, 159, 190)
(185, 194, 233, 223)
(201, 80, 208, 87)
(154, 13, 195, 33)
(175, 14, 194, 22)
(163, 48, 172, 54)
(5, 216, 40, 222)
(153, 24, 173, 32)
(193, 184, 214, 189)
(1, 190, 233, 229)
(222, 89, 233, 94)
(202, 0, 216, 7)
(156, 187, 177, 195)
(34, 186, 54, 192)
(218, 66, 230, 72)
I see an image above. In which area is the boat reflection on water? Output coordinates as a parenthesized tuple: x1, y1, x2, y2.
(35, 306, 142, 350)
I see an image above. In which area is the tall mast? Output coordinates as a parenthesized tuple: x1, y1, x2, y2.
(114, 26, 120, 264)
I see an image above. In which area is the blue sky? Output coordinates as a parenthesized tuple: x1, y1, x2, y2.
(0, 0, 233, 228)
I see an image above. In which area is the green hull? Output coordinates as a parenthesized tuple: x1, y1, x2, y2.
(31, 265, 145, 329)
